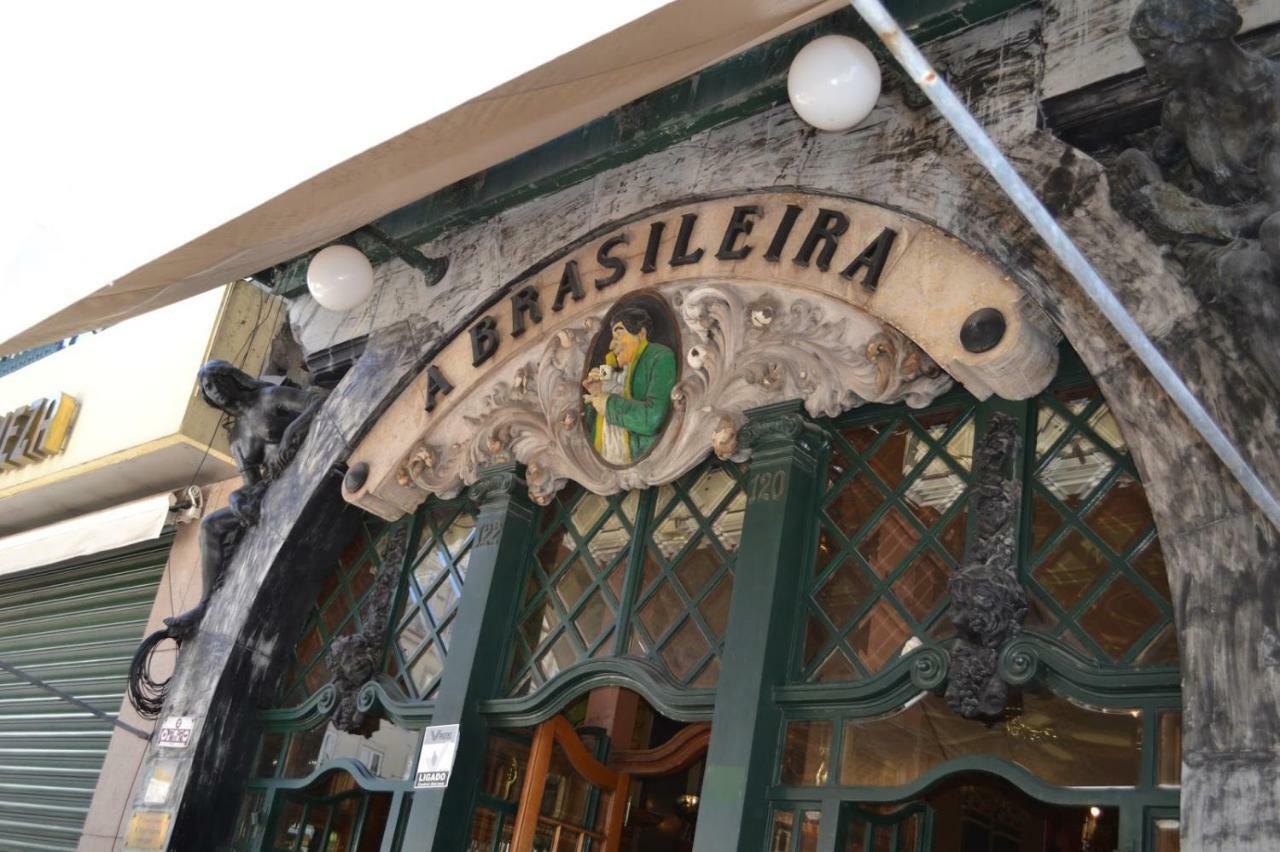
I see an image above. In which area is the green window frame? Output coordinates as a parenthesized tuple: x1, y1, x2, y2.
(232, 497, 477, 851)
(505, 459, 748, 697)
(769, 351, 1181, 852)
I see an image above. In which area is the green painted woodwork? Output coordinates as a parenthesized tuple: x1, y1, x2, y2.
(404, 463, 541, 849)
(273, 1, 1035, 296)
(0, 534, 170, 851)
(694, 401, 828, 852)
(507, 461, 746, 697)
(801, 395, 979, 683)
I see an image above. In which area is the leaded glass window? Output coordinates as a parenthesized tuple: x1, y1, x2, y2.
(801, 399, 977, 683)
(506, 459, 746, 695)
(1027, 384, 1176, 666)
(276, 500, 475, 707)
(388, 502, 475, 699)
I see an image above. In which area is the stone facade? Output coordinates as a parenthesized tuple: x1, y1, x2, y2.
(120, 3, 1279, 850)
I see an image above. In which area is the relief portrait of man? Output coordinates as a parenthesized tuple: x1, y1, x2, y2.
(582, 296, 679, 465)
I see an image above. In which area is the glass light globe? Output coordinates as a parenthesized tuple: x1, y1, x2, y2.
(787, 35, 882, 131)
(306, 244, 374, 311)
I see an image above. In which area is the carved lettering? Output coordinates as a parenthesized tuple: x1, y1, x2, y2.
(794, 208, 849, 271)
(716, 205, 761, 261)
(764, 204, 803, 262)
(425, 366, 455, 412)
(641, 221, 665, 273)
(553, 261, 586, 309)
(748, 469, 787, 503)
(669, 213, 704, 266)
(475, 521, 502, 547)
(840, 228, 897, 291)
(594, 235, 629, 290)
(470, 316, 500, 367)
(510, 285, 542, 337)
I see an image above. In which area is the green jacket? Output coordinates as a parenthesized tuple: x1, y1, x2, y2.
(588, 341, 678, 459)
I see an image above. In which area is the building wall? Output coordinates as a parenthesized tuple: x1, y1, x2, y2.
(126, 4, 1279, 850)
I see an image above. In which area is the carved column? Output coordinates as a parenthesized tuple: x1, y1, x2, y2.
(693, 400, 827, 852)
(945, 409, 1027, 719)
(403, 462, 538, 849)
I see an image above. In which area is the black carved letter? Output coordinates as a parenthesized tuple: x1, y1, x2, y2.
(469, 316, 500, 367)
(641, 221, 665, 273)
(793, 208, 849, 271)
(510, 285, 542, 337)
(669, 213, 704, 266)
(553, 261, 586, 309)
(594, 234, 630, 289)
(764, 204, 803, 262)
(425, 365, 454, 412)
(840, 228, 897, 291)
(716, 205, 761, 261)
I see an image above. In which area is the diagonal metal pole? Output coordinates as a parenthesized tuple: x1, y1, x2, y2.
(0, 658, 151, 740)
(846, 0, 1280, 533)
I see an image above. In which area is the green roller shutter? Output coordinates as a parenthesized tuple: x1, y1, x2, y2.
(0, 534, 172, 851)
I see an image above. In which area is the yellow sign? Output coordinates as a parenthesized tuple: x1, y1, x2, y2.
(124, 810, 170, 849)
(0, 393, 78, 472)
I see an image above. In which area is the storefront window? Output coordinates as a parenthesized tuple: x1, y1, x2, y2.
(803, 401, 977, 683)
(1028, 385, 1177, 667)
(507, 460, 746, 695)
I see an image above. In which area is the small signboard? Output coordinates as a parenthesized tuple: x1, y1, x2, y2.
(124, 810, 170, 849)
(157, 716, 195, 748)
(414, 724, 460, 789)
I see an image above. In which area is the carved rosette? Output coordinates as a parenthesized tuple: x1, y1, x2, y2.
(396, 282, 953, 504)
(944, 412, 1027, 720)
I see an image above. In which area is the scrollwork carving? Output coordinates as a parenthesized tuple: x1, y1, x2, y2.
(326, 523, 409, 735)
(393, 283, 952, 504)
(945, 412, 1028, 720)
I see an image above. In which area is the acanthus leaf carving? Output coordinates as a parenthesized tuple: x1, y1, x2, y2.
(395, 282, 954, 504)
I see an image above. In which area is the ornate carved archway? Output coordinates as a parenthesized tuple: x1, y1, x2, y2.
(344, 191, 1060, 514)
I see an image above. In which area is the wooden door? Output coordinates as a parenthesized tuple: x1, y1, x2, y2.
(511, 716, 631, 852)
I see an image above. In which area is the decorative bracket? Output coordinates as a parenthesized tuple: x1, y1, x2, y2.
(945, 412, 1027, 720)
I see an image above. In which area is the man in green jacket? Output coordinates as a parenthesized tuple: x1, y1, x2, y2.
(583, 306, 678, 464)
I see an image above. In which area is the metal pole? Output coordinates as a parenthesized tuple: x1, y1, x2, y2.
(846, 0, 1280, 533)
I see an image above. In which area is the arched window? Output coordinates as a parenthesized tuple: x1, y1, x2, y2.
(769, 356, 1180, 851)
(232, 500, 477, 850)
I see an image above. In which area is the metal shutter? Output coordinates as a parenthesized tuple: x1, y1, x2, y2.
(0, 535, 171, 850)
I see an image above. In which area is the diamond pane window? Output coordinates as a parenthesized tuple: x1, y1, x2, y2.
(506, 485, 640, 695)
(801, 402, 976, 683)
(506, 460, 745, 696)
(389, 502, 476, 698)
(1026, 385, 1176, 667)
(277, 498, 475, 708)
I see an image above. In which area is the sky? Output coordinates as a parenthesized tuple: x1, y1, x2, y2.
(0, 0, 671, 348)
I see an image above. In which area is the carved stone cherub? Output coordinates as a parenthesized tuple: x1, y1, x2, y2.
(163, 360, 326, 638)
(1110, 0, 1280, 367)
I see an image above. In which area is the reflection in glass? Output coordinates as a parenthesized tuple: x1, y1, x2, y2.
(770, 809, 794, 852)
(1154, 819, 1180, 852)
(838, 692, 1141, 788)
(781, 721, 832, 786)
(276, 719, 420, 781)
(1158, 711, 1182, 787)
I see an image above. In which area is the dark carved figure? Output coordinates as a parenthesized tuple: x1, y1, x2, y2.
(1110, 0, 1280, 375)
(128, 361, 325, 718)
(945, 413, 1027, 720)
(327, 524, 408, 736)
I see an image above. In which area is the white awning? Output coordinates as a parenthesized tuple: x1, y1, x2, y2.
(0, 493, 172, 577)
(0, 0, 841, 354)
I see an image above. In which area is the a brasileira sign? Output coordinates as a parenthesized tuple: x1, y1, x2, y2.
(420, 201, 899, 414)
(0, 393, 78, 472)
(344, 190, 1060, 517)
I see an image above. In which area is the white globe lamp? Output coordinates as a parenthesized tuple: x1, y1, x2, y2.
(306, 244, 374, 311)
(787, 35, 882, 131)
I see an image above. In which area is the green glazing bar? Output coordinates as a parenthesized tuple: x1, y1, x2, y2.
(402, 462, 538, 848)
(692, 400, 827, 852)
